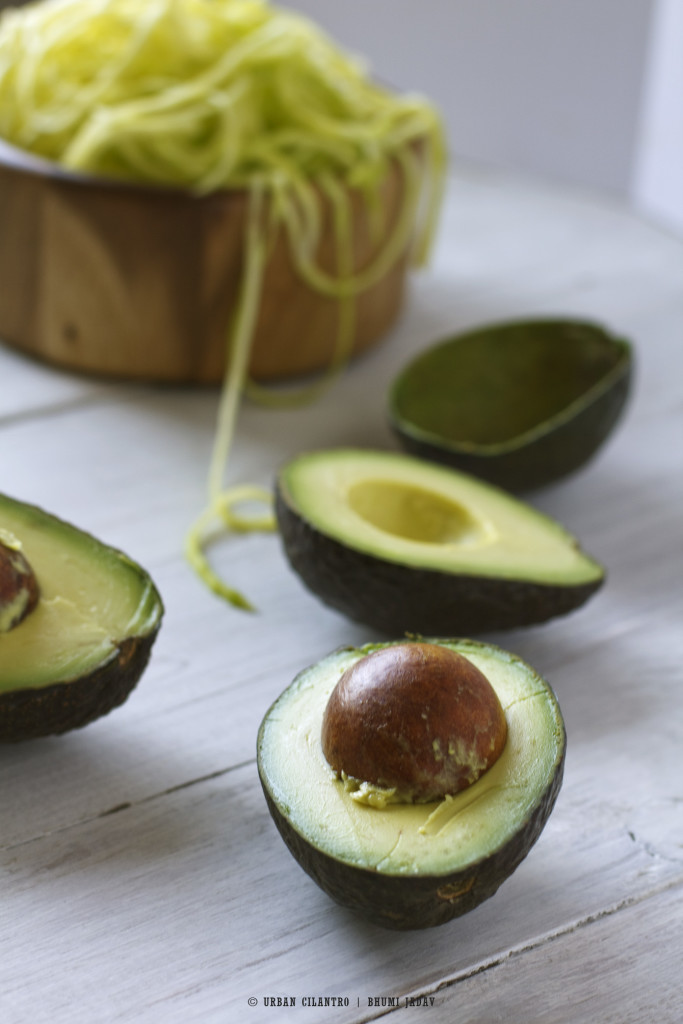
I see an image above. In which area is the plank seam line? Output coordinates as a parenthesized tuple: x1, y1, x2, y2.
(0, 392, 117, 429)
(1, 757, 255, 852)
(98, 757, 256, 814)
(357, 872, 683, 1023)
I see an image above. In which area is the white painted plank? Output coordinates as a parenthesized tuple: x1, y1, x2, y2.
(1, 168, 682, 1023)
(0, 763, 681, 1024)
(413, 882, 683, 1024)
(0, 343, 111, 422)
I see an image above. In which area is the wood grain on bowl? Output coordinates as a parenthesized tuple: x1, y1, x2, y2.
(0, 139, 414, 384)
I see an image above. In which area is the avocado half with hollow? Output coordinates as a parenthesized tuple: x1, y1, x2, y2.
(257, 638, 566, 930)
(389, 319, 633, 491)
(0, 493, 163, 742)
(275, 448, 604, 635)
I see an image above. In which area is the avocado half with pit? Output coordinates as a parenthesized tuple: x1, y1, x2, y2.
(0, 493, 163, 742)
(389, 319, 633, 491)
(257, 638, 566, 930)
(275, 448, 604, 635)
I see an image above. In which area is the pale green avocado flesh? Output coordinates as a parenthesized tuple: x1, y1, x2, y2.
(0, 495, 161, 694)
(279, 449, 603, 585)
(258, 639, 565, 879)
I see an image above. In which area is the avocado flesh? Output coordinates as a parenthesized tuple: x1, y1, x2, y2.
(0, 496, 159, 693)
(276, 449, 603, 634)
(280, 449, 600, 584)
(258, 639, 566, 928)
(259, 641, 562, 874)
(0, 494, 163, 740)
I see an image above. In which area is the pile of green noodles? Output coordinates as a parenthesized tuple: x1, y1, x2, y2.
(0, 0, 447, 609)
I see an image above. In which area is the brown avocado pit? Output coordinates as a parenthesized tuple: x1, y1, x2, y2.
(321, 642, 507, 803)
(257, 638, 567, 930)
(0, 536, 40, 633)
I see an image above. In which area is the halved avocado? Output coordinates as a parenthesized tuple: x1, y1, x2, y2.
(257, 638, 566, 930)
(389, 319, 633, 491)
(0, 493, 163, 742)
(275, 448, 604, 635)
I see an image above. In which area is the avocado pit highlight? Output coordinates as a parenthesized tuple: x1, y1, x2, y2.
(0, 535, 40, 633)
(321, 642, 507, 804)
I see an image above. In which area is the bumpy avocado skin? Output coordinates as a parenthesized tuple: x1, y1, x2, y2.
(0, 630, 159, 742)
(0, 494, 164, 742)
(275, 487, 603, 635)
(257, 640, 567, 930)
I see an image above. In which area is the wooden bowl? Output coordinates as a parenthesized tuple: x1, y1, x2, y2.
(0, 138, 414, 384)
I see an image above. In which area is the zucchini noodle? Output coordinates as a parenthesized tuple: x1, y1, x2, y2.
(0, 0, 447, 610)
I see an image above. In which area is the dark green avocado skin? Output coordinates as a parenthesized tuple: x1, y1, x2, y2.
(392, 359, 632, 493)
(258, 718, 566, 930)
(275, 487, 603, 635)
(389, 319, 633, 492)
(0, 628, 160, 742)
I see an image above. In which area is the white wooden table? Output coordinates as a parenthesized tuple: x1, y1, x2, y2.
(1, 166, 682, 1023)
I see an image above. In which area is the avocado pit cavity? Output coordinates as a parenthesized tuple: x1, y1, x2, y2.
(347, 479, 492, 547)
(321, 642, 507, 804)
(0, 535, 39, 634)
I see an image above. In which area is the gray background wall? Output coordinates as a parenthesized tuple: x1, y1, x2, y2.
(283, 0, 683, 233)
(0, 0, 680, 231)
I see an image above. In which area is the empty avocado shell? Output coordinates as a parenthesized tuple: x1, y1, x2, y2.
(389, 318, 633, 491)
(0, 493, 163, 742)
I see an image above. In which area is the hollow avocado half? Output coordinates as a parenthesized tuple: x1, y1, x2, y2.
(275, 448, 604, 635)
(389, 318, 633, 492)
(0, 493, 163, 742)
(257, 638, 566, 930)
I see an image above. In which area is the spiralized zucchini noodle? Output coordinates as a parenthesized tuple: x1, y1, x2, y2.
(0, 0, 447, 610)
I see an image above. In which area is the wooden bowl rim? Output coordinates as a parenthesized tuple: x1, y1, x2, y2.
(0, 133, 420, 205)
(0, 135, 241, 200)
